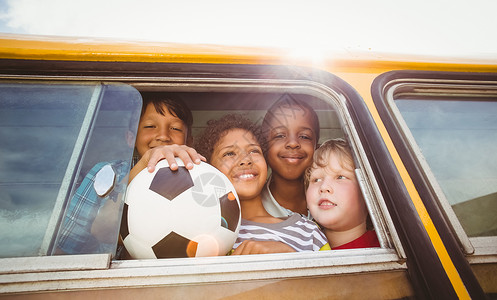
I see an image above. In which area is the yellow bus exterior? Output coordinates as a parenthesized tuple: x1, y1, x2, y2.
(0, 33, 496, 299)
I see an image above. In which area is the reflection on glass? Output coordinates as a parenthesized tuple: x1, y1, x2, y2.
(396, 99, 497, 237)
(0, 83, 142, 258)
(54, 84, 141, 256)
(0, 83, 94, 257)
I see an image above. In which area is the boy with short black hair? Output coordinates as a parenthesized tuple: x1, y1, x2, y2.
(57, 95, 195, 255)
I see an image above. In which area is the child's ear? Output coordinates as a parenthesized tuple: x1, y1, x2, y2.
(126, 130, 136, 148)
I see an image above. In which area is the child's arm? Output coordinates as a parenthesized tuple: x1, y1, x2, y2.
(231, 240, 296, 255)
(129, 145, 206, 182)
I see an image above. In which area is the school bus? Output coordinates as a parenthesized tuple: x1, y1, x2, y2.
(0, 33, 496, 299)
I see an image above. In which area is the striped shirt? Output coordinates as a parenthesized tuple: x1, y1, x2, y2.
(233, 214, 328, 252)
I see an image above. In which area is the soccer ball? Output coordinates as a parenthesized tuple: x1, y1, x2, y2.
(121, 159, 241, 259)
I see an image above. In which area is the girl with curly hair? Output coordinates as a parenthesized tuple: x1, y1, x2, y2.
(195, 114, 328, 255)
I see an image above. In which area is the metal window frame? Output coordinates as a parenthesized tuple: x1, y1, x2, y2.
(382, 78, 497, 257)
(0, 73, 406, 294)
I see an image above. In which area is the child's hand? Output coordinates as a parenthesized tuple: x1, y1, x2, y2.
(231, 240, 296, 255)
(129, 145, 206, 183)
(146, 144, 206, 172)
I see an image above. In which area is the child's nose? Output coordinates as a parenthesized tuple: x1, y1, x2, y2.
(319, 178, 333, 194)
(156, 128, 172, 143)
(239, 152, 253, 166)
(285, 134, 301, 149)
(320, 186, 332, 194)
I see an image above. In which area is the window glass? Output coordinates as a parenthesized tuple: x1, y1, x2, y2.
(0, 82, 141, 258)
(395, 98, 497, 237)
(0, 83, 95, 257)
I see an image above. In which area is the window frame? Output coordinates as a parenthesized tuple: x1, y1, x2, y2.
(382, 77, 497, 257)
(0, 67, 405, 294)
(369, 70, 497, 299)
(371, 70, 497, 269)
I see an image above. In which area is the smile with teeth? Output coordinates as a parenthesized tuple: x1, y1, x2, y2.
(318, 199, 337, 208)
(234, 170, 258, 180)
(239, 173, 255, 179)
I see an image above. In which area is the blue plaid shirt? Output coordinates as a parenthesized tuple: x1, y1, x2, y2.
(57, 160, 130, 255)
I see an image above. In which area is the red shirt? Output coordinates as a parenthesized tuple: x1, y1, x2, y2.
(332, 230, 380, 250)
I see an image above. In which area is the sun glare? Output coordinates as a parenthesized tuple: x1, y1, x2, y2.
(288, 46, 327, 66)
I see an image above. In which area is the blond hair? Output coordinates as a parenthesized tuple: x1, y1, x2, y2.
(304, 138, 355, 189)
(305, 138, 374, 230)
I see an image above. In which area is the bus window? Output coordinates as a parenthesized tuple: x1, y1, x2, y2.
(395, 98, 497, 238)
(160, 91, 345, 145)
(0, 65, 409, 298)
(0, 81, 141, 258)
(375, 71, 497, 253)
(134, 88, 394, 255)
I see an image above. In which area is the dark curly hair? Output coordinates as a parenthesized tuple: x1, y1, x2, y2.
(194, 114, 267, 162)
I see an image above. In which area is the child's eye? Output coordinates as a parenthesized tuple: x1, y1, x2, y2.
(337, 175, 346, 180)
(271, 132, 286, 139)
(249, 148, 262, 154)
(171, 127, 183, 132)
(299, 134, 311, 140)
(311, 177, 322, 183)
(222, 151, 236, 157)
(143, 125, 155, 129)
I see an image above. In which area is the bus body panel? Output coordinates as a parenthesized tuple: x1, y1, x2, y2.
(0, 34, 496, 299)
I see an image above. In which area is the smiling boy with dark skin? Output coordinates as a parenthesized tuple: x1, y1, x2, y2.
(260, 96, 320, 218)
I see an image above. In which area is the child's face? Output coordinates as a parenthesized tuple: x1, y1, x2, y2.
(135, 103, 188, 157)
(265, 104, 316, 180)
(305, 152, 367, 232)
(210, 129, 267, 201)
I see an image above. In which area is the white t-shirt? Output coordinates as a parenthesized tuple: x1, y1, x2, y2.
(261, 175, 312, 219)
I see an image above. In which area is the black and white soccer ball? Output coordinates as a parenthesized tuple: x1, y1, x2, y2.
(121, 159, 241, 259)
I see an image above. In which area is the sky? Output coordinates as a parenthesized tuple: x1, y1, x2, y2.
(0, 0, 496, 60)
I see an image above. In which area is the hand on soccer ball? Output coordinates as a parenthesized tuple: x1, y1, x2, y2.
(129, 145, 206, 183)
